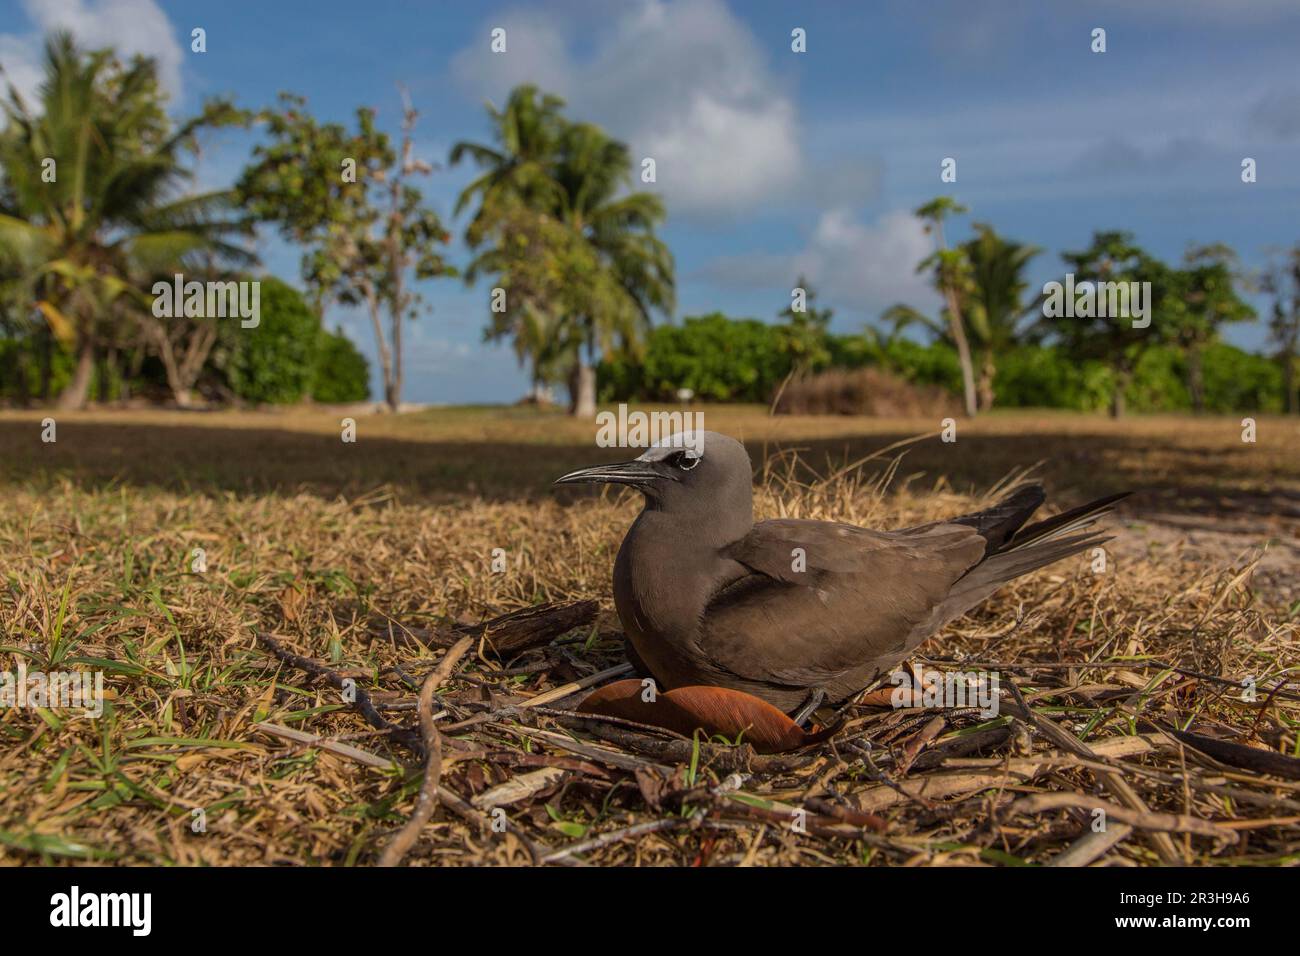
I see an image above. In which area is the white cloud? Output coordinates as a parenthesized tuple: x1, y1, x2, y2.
(0, 0, 183, 106)
(451, 0, 804, 216)
(701, 208, 939, 318)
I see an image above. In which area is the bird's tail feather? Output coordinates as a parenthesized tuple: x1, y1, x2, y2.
(922, 492, 1129, 634)
(951, 483, 1046, 548)
(997, 490, 1130, 554)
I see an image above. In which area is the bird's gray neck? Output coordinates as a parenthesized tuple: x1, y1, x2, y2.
(639, 492, 754, 551)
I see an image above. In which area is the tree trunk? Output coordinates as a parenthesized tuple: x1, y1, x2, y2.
(388, 298, 403, 413)
(1186, 345, 1205, 413)
(146, 319, 214, 409)
(363, 283, 396, 413)
(931, 220, 978, 418)
(12, 344, 31, 406)
(39, 327, 52, 400)
(977, 350, 996, 412)
(1284, 351, 1297, 415)
(529, 370, 550, 405)
(571, 361, 597, 418)
(1110, 368, 1131, 419)
(56, 334, 95, 410)
(944, 293, 978, 417)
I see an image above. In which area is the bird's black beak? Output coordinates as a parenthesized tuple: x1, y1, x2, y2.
(554, 459, 666, 487)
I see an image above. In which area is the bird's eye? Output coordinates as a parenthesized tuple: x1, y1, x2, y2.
(672, 451, 700, 471)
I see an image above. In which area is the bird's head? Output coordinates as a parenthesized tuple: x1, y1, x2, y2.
(554, 430, 754, 523)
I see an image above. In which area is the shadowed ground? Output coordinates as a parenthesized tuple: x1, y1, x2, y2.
(2, 406, 1297, 509)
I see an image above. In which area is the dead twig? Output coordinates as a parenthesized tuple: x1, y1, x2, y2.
(1007, 793, 1239, 843)
(377, 635, 474, 866)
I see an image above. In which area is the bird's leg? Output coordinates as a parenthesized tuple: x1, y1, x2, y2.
(792, 687, 827, 728)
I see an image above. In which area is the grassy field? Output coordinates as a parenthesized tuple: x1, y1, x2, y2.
(1, 405, 1297, 865)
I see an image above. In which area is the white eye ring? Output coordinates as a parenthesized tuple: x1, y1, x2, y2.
(675, 452, 700, 471)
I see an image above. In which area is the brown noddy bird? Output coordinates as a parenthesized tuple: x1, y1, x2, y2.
(556, 431, 1128, 716)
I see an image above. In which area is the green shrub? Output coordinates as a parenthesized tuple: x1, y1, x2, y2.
(1126, 346, 1188, 411)
(600, 312, 791, 403)
(224, 277, 320, 404)
(875, 338, 964, 393)
(1199, 343, 1283, 413)
(312, 327, 370, 403)
(994, 346, 1111, 410)
(0, 335, 76, 402)
(599, 310, 1287, 414)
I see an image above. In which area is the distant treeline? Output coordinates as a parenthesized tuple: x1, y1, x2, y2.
(0, 278, 370, 406)
(4, 34, 1299, 416)
(599, 312, 1285, 414)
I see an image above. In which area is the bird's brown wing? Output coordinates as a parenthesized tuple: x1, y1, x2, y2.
(706, 520, 987, 690)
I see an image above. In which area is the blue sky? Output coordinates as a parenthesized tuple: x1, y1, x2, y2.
(3, 0, 1299, 403)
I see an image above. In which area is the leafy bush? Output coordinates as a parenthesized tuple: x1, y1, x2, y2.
(592, 310, 1285, 415)
(875, 338, 964, 393)
(0, 336, 75, 402)
(1198, 343, 1283, 413)
(1125, 346, 1188, 412)
(600, 313, 791, 402)
(312, 327, 370, 403)
(224, 277, 320, 404)
(994, 346, 1111, 410)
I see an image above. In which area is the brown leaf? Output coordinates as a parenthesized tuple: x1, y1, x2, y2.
(278, 585, 305, 623)
(578, 679, 839, 754)
(634, 766, 669, 810)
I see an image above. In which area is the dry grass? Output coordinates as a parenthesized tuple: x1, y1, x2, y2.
(0, 407, 1298, 865)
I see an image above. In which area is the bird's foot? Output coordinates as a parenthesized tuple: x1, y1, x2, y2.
(792, 687, 827, 728)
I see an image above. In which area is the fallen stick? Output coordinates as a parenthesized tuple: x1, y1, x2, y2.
(256, 631, 421, 751)
(1157, 725, 1300, 781)
(541, 814, 702, 865)
(847, 735, 1159, 813)
(1004, 678, 1183, 865)
(461, 600, 600, 657)
(377, 635, 474, 867)
(517, 663, 634, 709)
(501, 725, 673, 775)
(252, 722, 396, 771)
(1046, 824, 1134, 867)
(1006, 793, 1239, 843)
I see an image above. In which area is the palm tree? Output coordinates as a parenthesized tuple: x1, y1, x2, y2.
(882, 223, 1039, 412)
(914, 197, 978, 417)
(961, 224, 1041, 410)
(451, 86, 569, 400)
(551, 121, 674, 416)
(462, 199, 579, 402)
(452, 88, 674, 416)
(0, 32, 251, 409)
(776, 275, 833, 373)
(450, 85, 566, 249)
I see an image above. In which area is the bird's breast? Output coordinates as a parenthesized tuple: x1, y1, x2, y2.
(613, 524, 723, 690)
